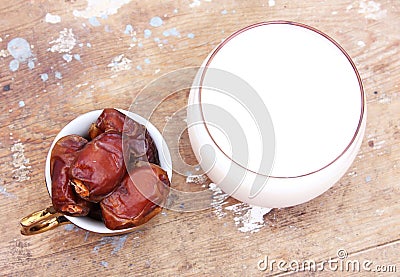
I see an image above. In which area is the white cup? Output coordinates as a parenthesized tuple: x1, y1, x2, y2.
(187, 21, 366, 208)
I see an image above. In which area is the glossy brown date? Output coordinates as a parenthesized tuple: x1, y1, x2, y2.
(70, 132, 126, 202)
(123, 116, 160, 166)
(88, 108, 125, 139)
(88, 108, 159, 166)
(100, 163, 170, 230)
(50, 135, 91, 216)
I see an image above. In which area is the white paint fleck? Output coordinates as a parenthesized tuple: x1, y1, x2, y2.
(73, 54, 81, 61)
(104, 25, 111, 32)
(8, 38, 33, 62)
(136, 65, 142, 71)
(124, 24, 134, 35)
(28, 60, 35, 69)
(55, 71, 62, 79)
(86, 42, 92, 48)
(208, 183, 271, 233)
(187, 33, 195, 39)
(221, 9, 228, 15)
(0, 49, 9, 57)
(357, 40, 366, 48)
(358, 0, 387, 20)
(62, 54, 73, 62)
(268, 0, 276, 7)
(18, 100, 25, 107)
(100, 261, 108, 267)
(144, 29, 152, 38)
(189, 0, 201, 8)
(7, 38, 35, 71)
(9, 60, 19, 72)
(365, 175, 372, 182)
(144, 58, 151, 64)
(348, 171, 358, 177)
(163, 28, 180, 37)
(150, 16, 163, 27)
(186, 174, 207, 185)
(40, 73, 49, 82)
(11, 142, 31, 182)
(346, 4, 354, 11)
(209, 183, 229, 219)
(48, 28, 76, 53)
(332, 11, 338, 15)
(73, 0, 132, 18)
(0, 185, 16, 198)
(225, 203, 271, 233)
(45, 13, 61, 24)
(107, 54, 132, 72)
(64, 224, 76, 231)
(111, 235, 128, 254)
(375, 209, 384, 216)
(88, 16, 101, 27)
(63, 54, 73, 63)
(373, 140, 386, 149)
(378, 94, 391, 104)
(93, 235, 128, 255)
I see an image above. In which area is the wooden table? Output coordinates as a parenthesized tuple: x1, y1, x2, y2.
(1, 0, 399, 276)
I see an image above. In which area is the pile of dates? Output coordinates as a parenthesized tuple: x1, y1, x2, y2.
(50, 108, 170, 230)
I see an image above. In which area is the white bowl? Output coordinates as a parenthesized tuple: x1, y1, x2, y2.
(45, 109, 172, 234)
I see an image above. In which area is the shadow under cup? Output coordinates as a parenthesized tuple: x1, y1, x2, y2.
(40, 109, 172, 235)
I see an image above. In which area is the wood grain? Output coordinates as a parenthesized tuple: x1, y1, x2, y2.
(0, 0, 399, 276)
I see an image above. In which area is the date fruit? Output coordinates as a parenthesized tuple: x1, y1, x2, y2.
(88, 108, 159, 166)
(123, 116, 160, 166)
(50, 135, 91, 216)
(88, 108, 125, 139)
(100, 163, 170, 230)
(70, 132, 126, 202)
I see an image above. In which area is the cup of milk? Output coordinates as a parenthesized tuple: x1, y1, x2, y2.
(187, 21, 366, 208)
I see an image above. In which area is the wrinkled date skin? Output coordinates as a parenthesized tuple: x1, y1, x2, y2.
(50, 135, 91, 216)
(100, 163, 170, 230)
(88, 108, 159, 166)
(70, 132, 126, 202)
(88, 108, 125, 139)
(123, 116, 160, 167)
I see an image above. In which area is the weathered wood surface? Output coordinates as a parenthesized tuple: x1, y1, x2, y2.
(0, 0, 399, 276)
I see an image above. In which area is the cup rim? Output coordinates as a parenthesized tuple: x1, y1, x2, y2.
(197, 20, 366, 179)
(45, 109, 172, 234)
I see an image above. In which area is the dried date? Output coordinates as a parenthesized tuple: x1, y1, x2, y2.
(88, 108, 126, 139)
(100, 163, 170, 230)
(123, 116, 160, 166)
(70, 132, 126, 202)
(50, 135, 91, 216)
(88, 108, 159, 166)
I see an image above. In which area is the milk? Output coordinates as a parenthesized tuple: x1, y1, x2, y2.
(187, 22, 366, 208)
